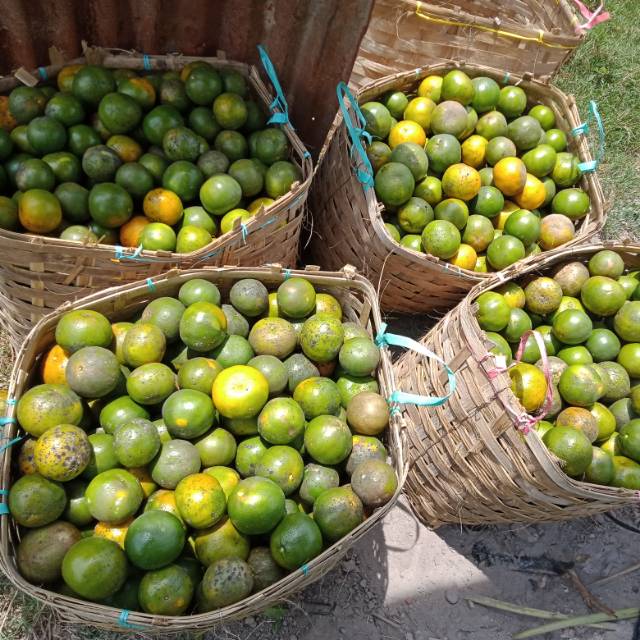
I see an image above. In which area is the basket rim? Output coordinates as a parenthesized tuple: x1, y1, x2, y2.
(459, 242, 640, 503)
(332, 61, 606, 284)
(0, 50, 313, 265)
(0, 265, 409, 631)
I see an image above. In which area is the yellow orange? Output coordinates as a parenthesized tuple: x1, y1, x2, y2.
(57, 64, 84, 92)
(388, 120, 427, 149)
(248, 197, 275, 214)
(120, 215, 150, 247)
(474, 256, 488, 272)
(40, 344, 70, 385)
(127, 77, 156, 104)
(94, 518, 133, 549)
(495, 201, 520, 230)
(493, 157, 527, 196)
(441, 163, 482, 201)
(461, 135, 488, 168)
(143, 188, 183, 225)
(127, 466, 158, 498)
(403, 97, 436, 131)
(513, 173, 547, 210)
(417, 75, 443, 102)
(0, 96, 17, 132)
(107, 135, 142, 163)
(449, 243, 477, 270)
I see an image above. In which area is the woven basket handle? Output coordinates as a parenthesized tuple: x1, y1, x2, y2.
(336, 81, 375, 189)
(571, 100, 605, 174)
(257, 44, 290, 126)
(375, 323, 456, 408)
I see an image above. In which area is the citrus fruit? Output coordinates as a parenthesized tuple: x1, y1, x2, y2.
(521, 144, 557, 178)
(508, 361, 548, 413)
(248, 355, 288, 396)
(113, 418, 160, 467)
(556, 406, 599, 442)
(193, 515, 249, 567)
(538, 213, 575, 251)
(551, 309, 593, 345)
(26, 116, 67, 154)
(552, 261, 590, 296)
(17, 383, 83, 437)
(258, 398, 305, 445)
(227, 476, 286, 535)
(199, 558, 253, 611)
(402, 98, 435, 133)
(299, 463, 340, 504)
(313, 486, 364, 543)
(264, 160, 301, 198)
(210, 334, 254, 367)
(88, 182, 133, 230)
(179, 278, 221, 306)
(252, 128, 288, 165)
(126, 362, 176, 405)
(552, 188, 590, 220)
(441, 163, 481, 201)
(390, 142, 429, 181)
(247, 318, 295, 360)
(487, 235, 525, 270)
(580, 276, 626, 317)
(18, 189, 61, 233)
(471, 185, 504, 218)
(351, 459, 397, 508)
(62, 537, 127, 601)
(234, 435, 267, 477)
(583, 447, 614, 485)
(448, 243, 476, 269)
(430, 101, 468, 137)
(485, 136, 517, 166)
(98, 92, 142, 133)
(367, 141, 392, 172)
(417, 75, 442, 101)
(524, 277, 563, 315)
(304, 415, 352, 465)
(8, 474, 66, 527)
(360, 101, 393, 140)
(474, 111, 506, 141)
(150, 439, 201, 489)
(338, 338, 380, 377)
(195, 428, 236, 467)
(212, 365, 269, 419)
(17, 521, 81, 585)
(82, 433, 118, 479)
(587, 249, 624, 278)
(388, 120, 426, 148)
(421, 219, 461, 259)
(82, 144, 122, 181)
(542, 426, 593, 476)
(501, 308, 532, 343)
(270, 513, 323, 570)
(618, 343, 640, 378)
(558, 364, 604, 407)
(124, 510, 185, 570)
(138, 564, 194, 615)
(374, 162, 415, 207)
(461, 134, 488, 168)
(425, 134, 461, 174)
(507, 115, 543, 152)
(85, 468, 144, 524)
(121, 323, 166, 367)
(33, 424, 91, 482)
(179, 301, 226, 352)
(497, 86, 526, 118)
(614, 301, 640, 342)
(476, 291, 510, 331)
(99, 395, 149, 435)
(15, 158, 55, 191)
(434, 198, 469, 230)
(413, 175, 443, 206)
(293, 376, 341, 419)
(299, 314, 344, 363)
(503, 208, 541, 246)
(173, 472, 226, 529)
(256, 445, 304, 495)
(163, 389, 215, 439)
(513, 173, 546, 210)
(600, 362, 632, 403)
(493, 157, 527, 196)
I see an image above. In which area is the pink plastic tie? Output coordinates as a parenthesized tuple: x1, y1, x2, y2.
(572, 0, 610, 33)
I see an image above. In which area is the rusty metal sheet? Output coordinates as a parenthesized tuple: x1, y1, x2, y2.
(0, 0, 373, 152)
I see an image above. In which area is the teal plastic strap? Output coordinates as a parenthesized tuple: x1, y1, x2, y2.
(283, 269, 292, 280)
(145, 278, 156, 292)
(375, 324, 456, 407)
(503, 72, 511, 84)
(118, 609, 144, 630)
(0, 489, 8, 515)
(142, 54, 151, 71)
(115, 244, 144, 261)
(6, 398, 16, 406)
(240, 222, 249, 244)
(336, 82, 374, 189)
(0, 417, 15, 426)
(576, 100, 605, 174)
(0, 435, 23, 452)
(38, 67, 48, 81)
(300, 563, 309, 576)
(571, 122, 589, 136)
(257, 45, 289, 126)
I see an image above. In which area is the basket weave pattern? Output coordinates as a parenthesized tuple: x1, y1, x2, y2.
(350, 0, 585, 89)
(0, 52, 312, 351)
(0, 266, 408, 632)
(310, 62, 606, 314)
(395, 243, 640, 528)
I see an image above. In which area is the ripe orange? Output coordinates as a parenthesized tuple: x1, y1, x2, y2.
(417, 76, 443, 102)
(449, 243, 477, 270)
(493, 157, 527, 196)
(513, 173, 546, 210)
(388, 120, 426, 149)
(40, 344, 70, 385)
(441, 163, 481, 201)
(212, 365, 270, 419)
(461, 135, 488, 168)
(120, 215, 151, 247)
(143, 188, 183, 225)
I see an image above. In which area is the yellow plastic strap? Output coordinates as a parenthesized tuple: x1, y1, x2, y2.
(414, 2, 576, 50)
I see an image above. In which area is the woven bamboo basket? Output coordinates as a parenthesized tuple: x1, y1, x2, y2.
(0, 49, 312, 352)
(310, 61, 606, 314)
(0, 265, 408, 633)
(395, 242, 640, 528)
(351, 0, 589, 89)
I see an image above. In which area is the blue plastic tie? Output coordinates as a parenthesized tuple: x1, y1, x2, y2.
(303, 150, 311, 159)
(336, 82, 374, 190)
(0, 504, 8, 515)
(146, 278, 156, 292)
(0, 436, 24, 452)
(142, 54, 151, 71)
(240, 223, 249, 244)
(118, 609, 144, 630)
(257, 45, 290, 126)
(300, 564, 309, 576)
(375, 323, 456, 407)
(283, 268, 292, 280)
(0, 490, 8, 495)
(114, 244, 144, 261)
(577, 100, 605, 174)
(0, 417, 16, 426)
(503, 72, 511, 84)
(388, 404, 402, 417)
(6, 398, 16, 406)
(37, 67, 48, 81)
(258, 217, 276, 230)
(571, 122, 589, 136)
